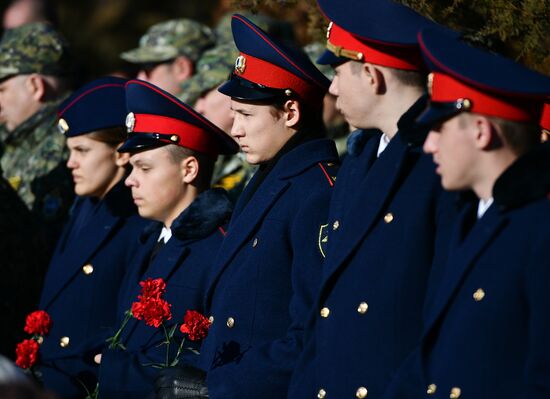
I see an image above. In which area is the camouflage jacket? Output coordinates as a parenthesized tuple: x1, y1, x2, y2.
(1, 98, 74, 244)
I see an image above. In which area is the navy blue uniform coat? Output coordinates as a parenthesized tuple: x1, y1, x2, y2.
(288, 97, 454, 399)
(98, 189, 232, 399)
(198, 138, 339, 399)
(37, 181, 147, 398)
(383, 143, 550, 399)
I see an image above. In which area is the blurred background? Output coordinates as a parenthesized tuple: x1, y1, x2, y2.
(0, 0, 548, 85)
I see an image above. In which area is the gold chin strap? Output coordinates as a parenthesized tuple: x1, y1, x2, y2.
(326, 40, 364, 61)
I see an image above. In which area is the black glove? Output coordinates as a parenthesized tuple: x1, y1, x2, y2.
(154, 366, 209, 399)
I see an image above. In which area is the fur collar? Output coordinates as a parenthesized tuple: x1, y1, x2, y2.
(493, 142, 550, 210)
(140, 188, 232, 243)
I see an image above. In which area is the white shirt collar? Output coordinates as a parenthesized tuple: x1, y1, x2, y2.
(477, 197, 494, 219)
(158, 226, 172, 243)
(376, 133, 391, 158)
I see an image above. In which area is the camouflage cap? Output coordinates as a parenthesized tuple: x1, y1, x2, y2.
(178, 43, 238, 105)
(304, 42, 335, 81)
(0, 23, 71, 80)
(121, 18, 215, 64)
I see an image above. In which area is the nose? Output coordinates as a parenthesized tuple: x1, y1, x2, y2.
(195, 97, 206, 115)
(137, 70, 148, 81)
(423, 131, 439, 155)
(125, 171, 137, 188)
(230, 119, 244, 140)
(66, 152, 78, 169)
(328, 76, 338, 97)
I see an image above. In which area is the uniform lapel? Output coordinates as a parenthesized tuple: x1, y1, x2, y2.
(122, 238, 192, 341)
(40, 198, 124, 308)
(323, 136, 413, 281)
(204, 174, 290, 306)
(423, 205, 507, 335)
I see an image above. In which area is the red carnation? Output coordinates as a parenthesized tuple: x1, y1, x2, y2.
(15, 339, 39, 369)
(139, 278, 166, 300)
(24, 310, 52, 336)
(179, 310, 211, 341)
(133, 298, 172, 328)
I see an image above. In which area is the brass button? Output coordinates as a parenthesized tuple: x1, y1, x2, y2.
(356, 386, 368, 398)
(208, 316, 214, 323)
(450, 387, 461, 398)
(357, 302, 369, 314)
(36, 336, 44, 345)
(383, 213, 394, 224)
(332, 220, 340, 230)
(226, 317, 235, 328)
(320, 307, 330, 318)
(473, 288, 485, 301)
(59, 336, 70, 348)
(82, 264, 94, 275)
(252, 238, 258, 247)
(317, 388, 326, 399)
(427, 384, 437, 395)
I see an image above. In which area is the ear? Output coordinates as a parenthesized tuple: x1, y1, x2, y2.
(363, 63, 385, 94)
(283, 99, 301, 128)
(114, 149, 130, 167)
(180, 155, 199, 184)
(473, 115, 499, 150)
(25, 74, 46, 102)
(172, 56, 194, 83)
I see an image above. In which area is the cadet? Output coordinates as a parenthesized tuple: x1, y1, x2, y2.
(164, 14, 339, 399)
(37, 77, 148, 398)
(179, 43, 254, 202)
(120, 19, 215, 96)
(288, 0, 454, 398)
(383, 28, 550, 399)
(0, 23, 74, 247)
(97, 79, 238, 398)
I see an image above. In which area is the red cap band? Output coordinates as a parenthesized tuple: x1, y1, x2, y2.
(134, 113, 218, 156)
(326, 22, 424, 71)
(541, 103, 550, 131)
(431, 72, 543, 123)
(234, 52, 325, 103)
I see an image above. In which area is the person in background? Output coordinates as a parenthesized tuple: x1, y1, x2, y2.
(304, 42, 349, 156)
(97, 79, 238, 399)
(0, 23, 74, 250)
(120, 19, 215, 96)
(2, 0, 57, 29)
(36, 77, 148, 398)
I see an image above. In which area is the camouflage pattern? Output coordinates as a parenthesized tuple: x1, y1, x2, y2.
(212, 153, 256, 204)
(178, 43, 238, 105)
(120, 19, 215, 64)
(214, 11, 295, 46)
(304, 42, 335, 81)
(1, 97, 74, 241)
(0, 23, 71, 80)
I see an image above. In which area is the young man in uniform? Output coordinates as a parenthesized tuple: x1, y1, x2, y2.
(384, 28, 550, 399)
(97, 79, 238, 398)
(288, 0, 454, 397)
(157, 14, 339, 399)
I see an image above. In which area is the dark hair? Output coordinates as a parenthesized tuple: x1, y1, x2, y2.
(163, 145, 216, 191)
(488, 116, 541, 155)
(86, 127, 127, 147)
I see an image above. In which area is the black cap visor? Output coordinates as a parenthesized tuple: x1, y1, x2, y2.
(317, 49, 348, 66)
(416, 100, 471, 127)
(118, 133, 170, 153)
(218, 74, 288, 101)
